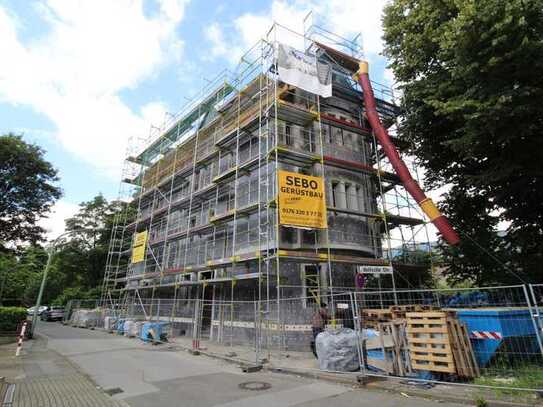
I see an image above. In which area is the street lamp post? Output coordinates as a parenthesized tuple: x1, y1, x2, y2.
(30, 245, 55, 337)
(30, 229, 93, 337)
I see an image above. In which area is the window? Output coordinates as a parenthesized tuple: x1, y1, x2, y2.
(280, 226, 297, 244)
(322, 124, 331, 144)
(357, 185, 365, 212)
(332, 126, 343, 145)
(343, 132, 353, 149)
(305, 127, 315, 152)
(345, 183, 352, 210)
(331, 181, 338, 207)
(285, 124, 293, 146)
(302, 229, 317, 245)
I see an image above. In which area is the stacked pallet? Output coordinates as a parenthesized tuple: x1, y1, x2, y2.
(362, 305, 437, 328)
(389, 304, 437, 320)
(406, 311, 455, 373)
(362, 309, 392, 328)
(406, 311, 479, 378)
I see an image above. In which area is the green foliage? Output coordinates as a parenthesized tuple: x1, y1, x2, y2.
(53, 287, 101, 306)
(0, 307, 27, 333)
(0, 195, 128, 306)
(0, 134, 62, 251)
(0, 247, 47, 306)
(60, 195, 130, 289)
(382, 0, 543, 285)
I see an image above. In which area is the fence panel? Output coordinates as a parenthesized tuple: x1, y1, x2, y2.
(197, 299, 259, 364)
(528, 283, 543, 356)
(265, 292, 359, 372)
(355, 285, 543, 391)
(61, 285, 543, 394)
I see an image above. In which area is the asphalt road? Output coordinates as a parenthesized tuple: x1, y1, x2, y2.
(37, 322, 463, 407)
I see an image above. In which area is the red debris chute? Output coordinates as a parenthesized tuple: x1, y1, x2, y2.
(354, 61, 460, 245)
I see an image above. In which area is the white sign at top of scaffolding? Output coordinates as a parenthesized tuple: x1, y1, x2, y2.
(277, 43, 332, 98)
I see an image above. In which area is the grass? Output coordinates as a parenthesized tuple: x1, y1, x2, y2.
(474, 365, 543, 396)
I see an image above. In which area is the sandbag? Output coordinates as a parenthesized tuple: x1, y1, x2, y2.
(104, 316, 116, 331)
(315, 328, 359, 372)
(123, 320, 135, 336)
(75, 309, 100, 328)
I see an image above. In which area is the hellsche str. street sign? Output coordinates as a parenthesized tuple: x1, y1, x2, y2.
(278, 170, 327, 229)
(357, 265, 394, 275)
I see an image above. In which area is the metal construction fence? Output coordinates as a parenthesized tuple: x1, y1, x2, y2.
(64, 285, 543, 392)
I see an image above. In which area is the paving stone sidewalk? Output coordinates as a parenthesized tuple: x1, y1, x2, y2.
(0, 334, 127, 407)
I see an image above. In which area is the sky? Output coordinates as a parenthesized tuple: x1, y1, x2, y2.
(0, 0, 394, 239)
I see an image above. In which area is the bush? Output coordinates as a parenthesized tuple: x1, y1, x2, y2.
(0, 307, 27, 333)
(53, 286, 101, 306)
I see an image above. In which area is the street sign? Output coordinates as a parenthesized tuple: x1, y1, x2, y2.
(358, 265, 393, 275)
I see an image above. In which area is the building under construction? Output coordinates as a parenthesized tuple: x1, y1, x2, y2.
(101, 21, 458, 336)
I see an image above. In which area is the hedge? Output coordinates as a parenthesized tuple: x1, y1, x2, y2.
(0, 307, 27, 333)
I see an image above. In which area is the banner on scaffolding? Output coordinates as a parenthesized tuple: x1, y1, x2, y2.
(131, 230, 148, 263)
(278, 170, 327, 229)
(277, 43, 332, 98)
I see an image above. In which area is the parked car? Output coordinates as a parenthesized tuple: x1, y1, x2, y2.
(41, 306, 65, 321)
(27, 305, 48, 316)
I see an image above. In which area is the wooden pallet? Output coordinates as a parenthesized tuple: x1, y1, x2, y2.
(406, 311, 456, 373)
(362, 309, 393, 329)
(380, 321, 412, 376)
(406, 311, 479, 377)
(447, 318, 480, 378)
(363, 305, 440, 326)
(389, 304, 438, 320)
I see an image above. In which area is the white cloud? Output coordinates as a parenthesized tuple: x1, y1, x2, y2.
(383, 68, 396, 86)
(39, 200, 80, 240)
(311, 0, 388, 56)
(205, 0, 389, 66)
(205, 23, 229, 59)
(141, 101, 169, 130)
(204, 1, 309, 66)
(0, 0, 189, 178)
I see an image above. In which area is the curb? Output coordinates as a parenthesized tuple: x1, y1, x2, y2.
(265, 366, 541, 407)
(174, 346, 541, 407)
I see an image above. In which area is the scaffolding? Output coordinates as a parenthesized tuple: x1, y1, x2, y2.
(101, 19, 436, 334)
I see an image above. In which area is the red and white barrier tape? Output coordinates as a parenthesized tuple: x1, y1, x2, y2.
(15, 321, 28, 356)
(470, 331, 503, 340)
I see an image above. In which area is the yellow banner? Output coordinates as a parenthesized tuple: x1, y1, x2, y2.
(278, 170, 327, 229)
(131, 230, 148, 264)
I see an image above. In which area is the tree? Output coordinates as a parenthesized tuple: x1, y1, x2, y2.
(382, 0, 543, 284)
(0, 195, 129, 306)
(0, 134, 62, 251)
(62, 195, 128, 288)
(0, 246, 48, 306)
(46, 195, 131, 303)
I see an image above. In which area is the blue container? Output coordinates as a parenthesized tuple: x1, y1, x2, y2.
(456, 308, 538, 366)
(140, 322, 169, 342)
(115, 318, 126, 334)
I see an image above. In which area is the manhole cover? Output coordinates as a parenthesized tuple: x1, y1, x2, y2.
(104, 387, 124, 396)
(238, 381, 272, 391)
